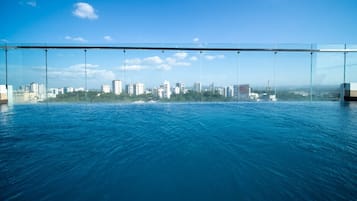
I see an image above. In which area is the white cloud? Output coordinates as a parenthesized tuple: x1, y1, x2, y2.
(174, 62, 191, 67)
(174, 52, 188, 60)
(144, 56, 163, 64)
(125, 58, 142, 65)
(156, 64, 172, 71)
(205, 55, 215, 60)
(65, 36, 87, 43)
(19, 1, 37, 7)
(26, 1, 36, 7)
(120, 65, 146, 71)
(121, 53, 192, 71)
(70, 63, 99, 69)
(205, 54, 225, 60)
(73, 2, 98, 20)
(104, 36, 112, 41)
(166, 57, 176, 65)
(49, 63, 115, 81)
(190, 56, 198, 61)
(193, 37, 200, 42)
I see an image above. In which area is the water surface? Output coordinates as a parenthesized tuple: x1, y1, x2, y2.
(0, 102, 356, 201)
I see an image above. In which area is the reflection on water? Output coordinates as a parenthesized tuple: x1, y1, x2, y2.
(0, 104, 11, 126)
(341, 101, 357, 108)
(0, 104, 9, 112)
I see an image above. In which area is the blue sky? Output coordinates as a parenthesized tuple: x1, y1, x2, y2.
(2, 0, 357, 43)
(1, 0, 357, 89)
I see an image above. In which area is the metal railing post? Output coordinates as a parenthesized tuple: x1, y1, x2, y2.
(45, 49, 48, 101)
(343, 44, 347, 84)
(5, 48, 8, 89)
(310, 51, 313, 102)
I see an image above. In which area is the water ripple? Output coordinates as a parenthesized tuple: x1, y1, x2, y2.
(0, 102, 356, 201)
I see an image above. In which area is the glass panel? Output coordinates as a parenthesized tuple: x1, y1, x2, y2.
(193, 51, 232, 102)
(84, 49, 126, 102)
(122, 49, 166, 102)
(151, 50, 197, 101)
(0, 48, 4, 85)
(313, 44, 344, 101)
(47, 49, 86, 102)
(7, 48, 46, 104)
(346, 44, 357, 83)
(274, 52, 311, 101)
(0, 48, 6, 105)
(239, 51, 276, 102)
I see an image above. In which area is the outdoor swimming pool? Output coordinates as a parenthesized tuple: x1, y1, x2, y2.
(0, 102, 356, 201)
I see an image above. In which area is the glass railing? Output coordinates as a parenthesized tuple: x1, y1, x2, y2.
(0, 43, 356, 104)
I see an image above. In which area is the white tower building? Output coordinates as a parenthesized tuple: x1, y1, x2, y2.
(112, 80, 122, 95)
(134, 83, 144, 96)
(193, 82, 201, 93)
(163, 80, 171, 99)
(101, 84, 111, 93)
(126, 84, 134, 96)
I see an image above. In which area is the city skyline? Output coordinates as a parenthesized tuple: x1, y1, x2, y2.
(1, 47, 356, 89)
(10, 79, 280, 103)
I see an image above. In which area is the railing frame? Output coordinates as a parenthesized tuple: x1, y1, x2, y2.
(1, 44, 356, 102)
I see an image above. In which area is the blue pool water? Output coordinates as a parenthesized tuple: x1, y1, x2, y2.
(0, 102, 356, 201)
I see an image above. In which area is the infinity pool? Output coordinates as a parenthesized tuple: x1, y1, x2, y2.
(1, 102, 356, 201)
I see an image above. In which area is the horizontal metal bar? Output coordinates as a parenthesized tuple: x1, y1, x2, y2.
(1, 45, 357, 52)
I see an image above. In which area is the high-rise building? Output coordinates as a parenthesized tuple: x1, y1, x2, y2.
(174, 86, 180, 94)
(233, 85, 239, 98)
(233, 84, 251, 100)
(112, 80, 122, 95)
(240, 84, 250, 100)
(163, 80, 171, 99)
(64, 87, 74, 93)
(157, 88, 164, 99)
(58, 88, 64, 95)
(101, 84, 111, 93)
(125, 84, 134, 96)
(176, 82, 185, 94)
(209, 82, 215, 92)
(226, 86, 234, 97)
(134, 83, 144, 96)
(29, 82, 46, 100)
(38, 84, 46, 100)
(0, 85, 8, 104)
(193, 82, 201, 93)
(216, 87, 225, 96)
(74, 87, 84, 92)
(48, 88, 59, 98)
(30, 82, 39, 94)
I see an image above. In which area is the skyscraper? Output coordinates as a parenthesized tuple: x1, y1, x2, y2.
(112, 80, 122, 95)
(134, 83, 144, 96)
(163, 80, 171, 99)
(101, 85, 111, 93)
(176, 82, 185, 94)
(125, 84, 134, 96)
(226, 86, 234, 98)
(193, 82, 201, 93)
(30, 82, 39, 94)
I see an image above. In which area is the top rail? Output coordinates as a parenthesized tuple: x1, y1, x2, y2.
(1, 45, 357, 52)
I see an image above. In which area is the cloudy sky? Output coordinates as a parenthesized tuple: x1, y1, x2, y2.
(1, 0, 357, 89)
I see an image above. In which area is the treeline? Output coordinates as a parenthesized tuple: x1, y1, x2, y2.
(47, 90, 229, 103)
(47, 89, 340, 103)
